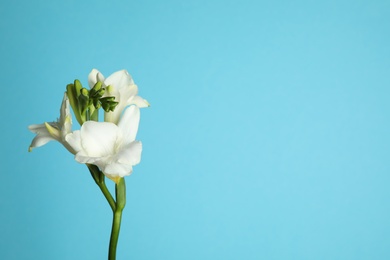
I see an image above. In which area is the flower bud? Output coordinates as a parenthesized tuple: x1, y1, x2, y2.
(98, 88, 105, 96)
(74, 80, 82, 97)
(66, 82, 84, 125)
(78, 88, 90, 115)
(100, 97, 119, 112)
(90, 82, 103, 99)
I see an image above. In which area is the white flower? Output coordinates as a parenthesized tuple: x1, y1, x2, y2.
(88, 69, 149, 124)
(28, 93, 75, 154)
(66, 105, 142, 182)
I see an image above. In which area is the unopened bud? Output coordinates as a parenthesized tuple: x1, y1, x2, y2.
(74, 80, 82, 97)
(90, 82, 103, 98)
(93, 81, 102, 91)
(66, 83, 83, 125)
(109, 102, 119, 112)
(98, 88, 105, 96)
(100, 96, 118, 112)
(78, 88, 90, 114)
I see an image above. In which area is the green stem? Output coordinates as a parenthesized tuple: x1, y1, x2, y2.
(87, 164, 116, 211)
(108, 178, 126, 260)
(90, 107, 99, 121)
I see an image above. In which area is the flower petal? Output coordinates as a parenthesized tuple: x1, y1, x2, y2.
(59, 93, 72, 137)
(29, 133, 55, 151)
(45, 122, 61, 140)
(65, 131, 82, 153)
(117, 106, 140, 144)
(117, 141, 142, 165)
(75, 153, 106, 164)
(120, 84, 138, 101)
(29, 123, 51, 133)
(104, 162, 133, 177)
(104, 70, 134, 90)
(130, 95, 150, 108)
(88, 69, 105, 89)
(80, 121, 120, 157)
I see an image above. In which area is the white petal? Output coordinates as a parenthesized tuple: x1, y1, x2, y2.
(120, 84, 138, 102)
(130, 95, 150, 108)
(104, 162, 133, 177)
(117, 106, 140, 144)
(117, 141, 142, 165)
(103, 96, 129, 124)
(88, 69, 105, 88)
(29, 134, 55, 151)
(105, 70, 134, 90)
(29, 123, 52, 133)
(44, 122, 61, 140)
(80, 121, 120, 157)
(65, 131, 82, 153)
(59, 93, 72, 136)
(103, 84, 137, 124)
(61, 116, 72, 141)
(75, 153, 105, 164)
(59, 93, 69, 124)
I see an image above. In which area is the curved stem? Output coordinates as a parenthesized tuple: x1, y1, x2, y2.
(108, 178, 126, 260)
(87, 164, 116, 211)
(98, 178, 116, 212)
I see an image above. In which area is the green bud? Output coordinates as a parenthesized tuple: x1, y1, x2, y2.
(90, 82, 103, 98)
(99, 96, 116, 103)
(66, 83, 77, 109)
(66, 83, 83, 125)
(88, 96, 94, 107)
(98, 88, 105, 96)
(74, 80, 82, 97)
(93, 81, 102, 91)
(92, 98, 99, 109)
(107, 101, 119, 112)
(81, 88, 89, 96)
(78, 88, 90, 114)
(100, 96, 119, 112)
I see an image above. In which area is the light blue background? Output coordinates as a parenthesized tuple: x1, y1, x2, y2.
(1, 0, 390, 259)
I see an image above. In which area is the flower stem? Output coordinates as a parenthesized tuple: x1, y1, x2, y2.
(87, 164, 116, 211)
(108, 178, 126, 260)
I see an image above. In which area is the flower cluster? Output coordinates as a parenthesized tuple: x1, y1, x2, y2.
(28, 69, 149, 182)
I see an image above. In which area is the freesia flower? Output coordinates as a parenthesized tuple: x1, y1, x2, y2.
(66, 105, 142, 182)
(88, 69, 149, 124)
(28, 93, 75, 154)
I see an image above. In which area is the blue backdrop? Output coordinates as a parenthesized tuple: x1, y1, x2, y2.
(1, 0, 390, 259)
